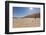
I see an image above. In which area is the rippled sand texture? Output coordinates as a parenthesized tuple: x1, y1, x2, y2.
(13, 18, 40, 28)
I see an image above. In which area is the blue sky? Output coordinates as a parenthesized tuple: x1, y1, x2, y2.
(13, 7, 40, 17)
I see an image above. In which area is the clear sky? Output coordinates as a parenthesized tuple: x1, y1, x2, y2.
(13, 7, 40, 17)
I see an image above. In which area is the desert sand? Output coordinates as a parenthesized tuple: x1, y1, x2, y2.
(13, 18, 40, 28)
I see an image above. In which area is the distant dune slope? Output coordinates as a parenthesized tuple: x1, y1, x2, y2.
(24, 13, 40, 18)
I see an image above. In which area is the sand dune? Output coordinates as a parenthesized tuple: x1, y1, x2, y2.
(24, 13, 40, 18)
